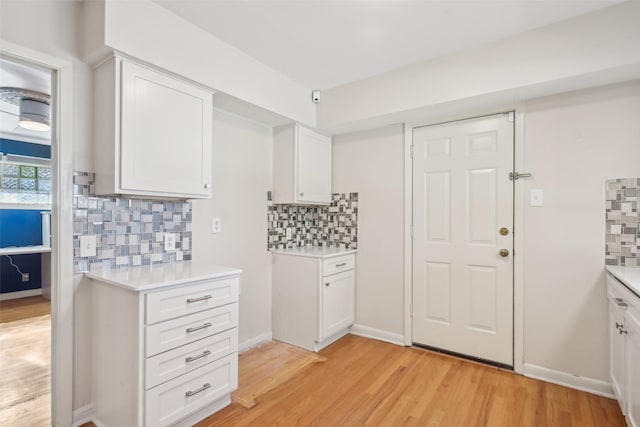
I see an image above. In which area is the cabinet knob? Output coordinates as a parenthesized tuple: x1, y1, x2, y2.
(616, 322, 623, 330)
(300, 192, 304, 197)
(325, 283, 330, 287)
(204, 183, 210, 189)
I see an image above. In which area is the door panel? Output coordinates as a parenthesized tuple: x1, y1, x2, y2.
(412, 114, 514, 366)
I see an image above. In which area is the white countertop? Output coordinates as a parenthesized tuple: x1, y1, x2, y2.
(0, 245, 51, 256)
(85, 260, 242, 292)
(606, 265, 640, 298)
(270, 246, 357, 259)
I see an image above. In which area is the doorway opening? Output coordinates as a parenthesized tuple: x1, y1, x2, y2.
(0, 56, 54, 426)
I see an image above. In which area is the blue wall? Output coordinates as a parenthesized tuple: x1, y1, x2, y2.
(0, 138, 51, 158)
(1, 138, 50, 294)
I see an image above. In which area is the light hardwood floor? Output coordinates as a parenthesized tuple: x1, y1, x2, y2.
(0, 296, 51, 426)
(202, 335, 625, 426)
(83, 334, 625, 427)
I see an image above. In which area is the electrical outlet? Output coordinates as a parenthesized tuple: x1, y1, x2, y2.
(80, 235, 97, 257)
(212, 217, 221, 233)
(164, 233, 176, 251)
(22, 273, 29, 282)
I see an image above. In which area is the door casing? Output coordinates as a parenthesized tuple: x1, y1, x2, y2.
(0, 39, 75, 426)
(403, 108, 526, 374)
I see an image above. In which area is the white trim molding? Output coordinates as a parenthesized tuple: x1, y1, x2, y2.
(0, 289, 42, 301)
(72, 404, 94, 427)
(0, 39, 75, 427)
(350, 324, 405, 347)
(239, 332, 273, 353)
(523, 363, 614, 399)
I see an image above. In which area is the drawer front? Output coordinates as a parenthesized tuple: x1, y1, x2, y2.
(145, 328, 238, 390)
(145, 353, 238, 427)
(146, 303, 238, 357)
(146, 277, 239, 325)
(322, 254, 355, 277)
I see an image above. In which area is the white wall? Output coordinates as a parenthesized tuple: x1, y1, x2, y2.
(191, 109, 273, 349)
(318, 1, 640, 134)
(522, 80, 640, 381)
(0, 0, 95, 412)
(0, 0, 93, 171)
(330, 81, 640, 385)
(332, 124, 405, 336)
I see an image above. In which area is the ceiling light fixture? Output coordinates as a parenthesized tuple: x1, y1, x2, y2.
(0, 87, 51, 132)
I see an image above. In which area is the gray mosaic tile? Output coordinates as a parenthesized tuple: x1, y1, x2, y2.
(267, 192, 358, 250)
(605, 178, 639, 266)
(72, 171, 193, 274)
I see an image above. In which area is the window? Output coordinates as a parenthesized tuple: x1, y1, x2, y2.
(0, 154, 52, 204)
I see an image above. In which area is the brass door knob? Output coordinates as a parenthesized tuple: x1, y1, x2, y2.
(499, 227, 509, 236)
(499, 249, 510, 257)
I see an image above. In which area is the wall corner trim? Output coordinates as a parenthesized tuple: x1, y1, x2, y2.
(239, 332, 273, 353)
(349, 324, 405, 347)
(523, 363, 614, 399)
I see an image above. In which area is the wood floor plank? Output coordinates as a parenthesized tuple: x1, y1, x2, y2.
(0, 296, 50, 323)
(196, 335, 625, 427)
(83, 334, 625, 427)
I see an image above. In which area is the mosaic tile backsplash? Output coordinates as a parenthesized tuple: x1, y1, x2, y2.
(267, 192, 358, 250)
(73, 172, 192, 274)
(606, 178, 639, 267)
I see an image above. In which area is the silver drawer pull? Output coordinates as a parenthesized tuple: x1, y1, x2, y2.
(186, 295, 212, 304)
(335, 262, 347, 267)
(185, 350, 211, 363)
(614, 297, 624, 303)
(185, 383, 211, 397)
(186, 322, 212, 333)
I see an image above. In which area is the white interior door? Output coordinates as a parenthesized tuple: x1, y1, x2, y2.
(412, 114, 514, 366)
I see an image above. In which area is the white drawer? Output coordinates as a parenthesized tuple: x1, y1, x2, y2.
(146, 277, 239, 325)
(145, 328, 238, 390)
(145, 353, 238, 427)
(146, 303, 238, 357)
(322, 254, 355, 277)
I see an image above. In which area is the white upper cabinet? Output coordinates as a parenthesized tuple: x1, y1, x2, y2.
(273, 123, 331, 205)
(93, 56, 213, 199)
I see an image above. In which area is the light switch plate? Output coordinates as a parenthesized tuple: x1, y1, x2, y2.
(212, 218, 221, 233)
(164, 233, 176, 251)
(80, 235, 97, 257)
(530, 189, 544, 207)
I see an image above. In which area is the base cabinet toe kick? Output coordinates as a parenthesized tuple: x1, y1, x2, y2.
(86, 263, 241, 427)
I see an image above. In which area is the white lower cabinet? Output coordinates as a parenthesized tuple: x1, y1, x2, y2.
(89, 269, 240, 427)
(272, 251, 356, 352)
(608, 272, 640, 427)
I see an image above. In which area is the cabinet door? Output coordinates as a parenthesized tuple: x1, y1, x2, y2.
(610, 299, 626, 410)
(120, 61, 212, 198)
(627, 310, 640, 427)
(297, 126, 331, 204)
(320, 270, 354, 341)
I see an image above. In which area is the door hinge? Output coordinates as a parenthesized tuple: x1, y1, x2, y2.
(509, 171, 532, 181)
(410, 145, 414, 158)
(508, 111, 515, 123)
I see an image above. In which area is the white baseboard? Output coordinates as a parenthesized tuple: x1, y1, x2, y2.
(72, 404, 93, 427)
(239, 331, 273, 353)
(349, 323, 405, 347)
(0, 288, 42, 301)
(523, 363, 614, 398)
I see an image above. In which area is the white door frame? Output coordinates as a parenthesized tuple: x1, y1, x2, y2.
(403, 109, 526, 374)
(0, 40, 75, 426)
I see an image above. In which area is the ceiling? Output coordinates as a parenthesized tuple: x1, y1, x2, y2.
(155, 0, 622, 90)
(0, 58, 52, 145)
